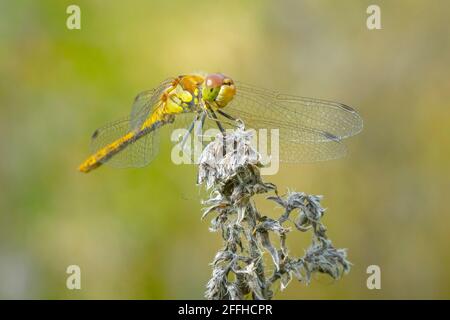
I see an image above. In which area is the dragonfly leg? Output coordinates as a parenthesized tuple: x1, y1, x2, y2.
(216, 109, 236, 121)
(217, 109, 246, 129)
(180, 114, 199, 151)
(203, 106, 233, 130)
(195, 111, 207, 146)
(208, 109, 228, 157)
(208, 109, 225, 134)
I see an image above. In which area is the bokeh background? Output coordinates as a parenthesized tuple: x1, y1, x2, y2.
(0, 0, 449, 299)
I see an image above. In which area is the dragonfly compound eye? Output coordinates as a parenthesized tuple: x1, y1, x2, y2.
(205, 73, 225, 88)
(202, 73, 224, 102)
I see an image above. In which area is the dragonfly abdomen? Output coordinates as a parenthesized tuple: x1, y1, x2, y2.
(78, 121, 164, 173)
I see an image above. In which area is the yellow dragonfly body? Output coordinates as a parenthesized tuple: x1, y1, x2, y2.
(78, 72, 362, 173)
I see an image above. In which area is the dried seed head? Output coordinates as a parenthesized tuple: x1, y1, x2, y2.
(200, 123, 351, 300)
(198, 127, 260, 188)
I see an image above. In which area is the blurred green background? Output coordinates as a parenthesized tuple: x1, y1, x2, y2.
(0, 0, 449, 299)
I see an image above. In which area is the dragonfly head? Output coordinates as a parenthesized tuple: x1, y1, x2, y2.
(202, 73, 236, 108)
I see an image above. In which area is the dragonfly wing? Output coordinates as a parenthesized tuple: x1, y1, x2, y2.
(278, 139, 347, 163)
(230, 116, 347, 162)
(274, 94, 363, 139)
(129, 78, 174, 131)
(232, 82, 363, 140)
(90, 117, 160, 168)
(223, 82, 361, 162)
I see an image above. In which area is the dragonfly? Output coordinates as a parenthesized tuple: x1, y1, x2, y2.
(78, 73, 363, 173)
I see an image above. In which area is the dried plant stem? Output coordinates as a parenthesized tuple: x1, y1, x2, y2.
(198, 125, 351, 300)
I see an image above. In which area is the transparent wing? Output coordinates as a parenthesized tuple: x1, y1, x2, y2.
(90, 117, 160, 168)
(222, 82, 363, 162)
(129, 78, 174, 131)
(232, 82, 363, 139)
(231, 116, 347, 162)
